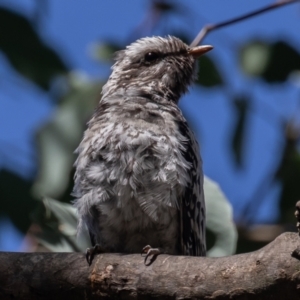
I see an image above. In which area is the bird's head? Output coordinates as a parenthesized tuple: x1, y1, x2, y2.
(102, 36, 213, 103)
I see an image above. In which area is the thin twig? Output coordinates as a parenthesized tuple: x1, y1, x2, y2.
(190, 0, 300, 47)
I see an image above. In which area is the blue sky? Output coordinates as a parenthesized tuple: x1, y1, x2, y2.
(0, 0, 300, 244)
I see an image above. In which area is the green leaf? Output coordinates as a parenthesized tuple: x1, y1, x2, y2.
(0, 170, 35, 233)
(240, 40, 300, 83)
(91, 42, 122, 62)
(239, 41, 270, 77)
(32, 72, 103, 199)
(0, 8, 68, 90)
(31, 197, 90, 252)
(231, 96, 250, 167)
(205, 176, 238, 257)
(275, 122, 300, 223)
(196, 56, 223, 87)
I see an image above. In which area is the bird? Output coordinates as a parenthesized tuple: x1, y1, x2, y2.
(73, 36, 213, 265)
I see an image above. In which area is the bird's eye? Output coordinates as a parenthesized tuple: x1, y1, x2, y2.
(144, 52, 160, 63)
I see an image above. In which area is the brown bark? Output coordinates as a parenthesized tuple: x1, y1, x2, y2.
(1, 232, 300, 299)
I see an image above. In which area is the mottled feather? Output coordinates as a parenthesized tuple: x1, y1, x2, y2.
(73, 36, 206, 257)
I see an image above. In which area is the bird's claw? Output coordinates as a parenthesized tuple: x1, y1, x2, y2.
(86, 248, 94, 266)
(141, 245, 161, 265)
(86, 244, 102, 266)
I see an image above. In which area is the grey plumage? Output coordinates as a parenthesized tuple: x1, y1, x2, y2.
(73, 36, 212, 263)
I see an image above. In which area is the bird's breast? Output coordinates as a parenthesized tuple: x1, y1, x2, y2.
(84, 104, 192, 224)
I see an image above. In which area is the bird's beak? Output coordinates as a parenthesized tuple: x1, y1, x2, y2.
(188, 45, 213, 58)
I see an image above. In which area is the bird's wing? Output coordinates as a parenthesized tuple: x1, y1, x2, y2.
(178, 121, 206, 256)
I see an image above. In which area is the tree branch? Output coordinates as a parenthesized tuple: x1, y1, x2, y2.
(190, 0, 300, 47)
(1, 232, 300, 299)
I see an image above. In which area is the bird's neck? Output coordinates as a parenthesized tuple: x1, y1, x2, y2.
(101, 77, 182, 105)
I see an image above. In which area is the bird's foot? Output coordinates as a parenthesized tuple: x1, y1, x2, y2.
(86, 244, 103, 266)
(141, 245, 162, 265)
